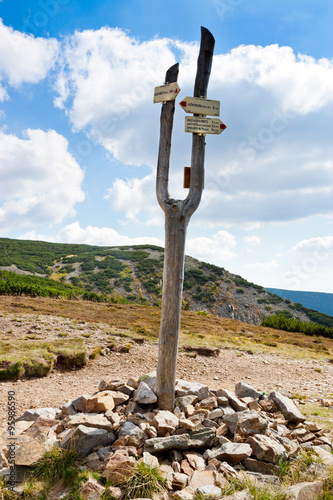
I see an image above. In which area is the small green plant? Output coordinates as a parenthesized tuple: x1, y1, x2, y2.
(111, 462, 166, 499)
(57, 333, 68, 338)
(89, 346, 103, 359)
(196, 310, 208, 316)
(33, 446, 82, 485)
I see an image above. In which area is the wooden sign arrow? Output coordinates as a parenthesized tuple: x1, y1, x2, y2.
(185, 116, 226, 135)
(179, 97, 220, 116)
(154, 82, 181, 103)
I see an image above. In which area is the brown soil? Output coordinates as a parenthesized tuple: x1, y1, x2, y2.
(1, 296, 333, 433)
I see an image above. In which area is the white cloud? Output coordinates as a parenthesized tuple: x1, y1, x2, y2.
(0, 19, 58, 99)
(57, 222, 163, 247)
(54, 29, 333, 227)
(0, 129, 85, 231)
(243, 235, 261, 246)
(292, 236, 333, 253)
(186, 230, 237, 262)
(245, 259, 279, 271)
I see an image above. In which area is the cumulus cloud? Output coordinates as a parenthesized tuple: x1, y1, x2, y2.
(245, 259, 279, 271)
(55, 28, 333, 227)
(0, 129, 85, 231)
(57, 222, 163, 247)
(0, 19, 58, 99)
(186, 230, 237, 263)
(292, 236, 333, 253)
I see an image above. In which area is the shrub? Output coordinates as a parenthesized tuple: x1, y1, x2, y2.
(111, 462, 166, 499)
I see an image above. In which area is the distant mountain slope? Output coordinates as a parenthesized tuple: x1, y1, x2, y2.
(1, 237, 333, 327)
(266, 288, 333, 317)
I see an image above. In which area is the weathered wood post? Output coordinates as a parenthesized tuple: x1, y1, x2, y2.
(155, 27, 216, 410)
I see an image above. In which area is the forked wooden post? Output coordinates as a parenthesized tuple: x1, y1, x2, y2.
(156, 27, 215, 410)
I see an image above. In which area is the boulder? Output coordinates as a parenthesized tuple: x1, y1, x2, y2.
(14, 434, 49, 466)
(247, 434, 287, 464)
(235, 382, 261, 400)
(175, 395, 199, 412)
(61, 425, 115, 457)
(172, 472, 189, 490)
(133, 381, 157, 405)
(269, 392, 306, 423)
(243, 458, 279, 476)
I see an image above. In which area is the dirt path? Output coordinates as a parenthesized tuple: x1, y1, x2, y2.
(1, 340, 333, 433)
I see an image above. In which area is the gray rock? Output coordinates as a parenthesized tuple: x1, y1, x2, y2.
(223, 410, 268, 437)
(96, 446, 113, 461)
(203, 442, 252, 464)
(235, 382, 261, 400)
(247, 434, 287, 464)
(284, 480, 323, 499)
(217, 389, 247, 412)
(118, 421, 145, 444)
(244, 471, 280, 485)
(243, 458, 279, 476)
(61, 402, 76, 417)
(61, 425, 115, 457)
(144, 429, 215, 453)
(16, 408, 58, 422)
(269, 391, 306, 423)
(133, 381, 157, 405)
(139, 372, 157, 392)
(71, 395, 91, 412)
(66, 413, 114, 431)
(175, 395, 199, 412)
(175, 380, 210, 401)
(197, 485, 222, 498)
(221, 490, 254, 499)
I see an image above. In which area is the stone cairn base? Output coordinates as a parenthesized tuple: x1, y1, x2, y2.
(1, 374, 333, 499)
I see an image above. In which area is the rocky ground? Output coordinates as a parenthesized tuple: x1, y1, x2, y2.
(1, 333, 333, 434)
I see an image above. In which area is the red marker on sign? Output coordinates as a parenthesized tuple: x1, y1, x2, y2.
(220, 123, 227, 130)
(180, 100, 187, 107)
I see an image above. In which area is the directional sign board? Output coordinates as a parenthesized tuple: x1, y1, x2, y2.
(180, 97, 220, 116)
(154, 82, 181, 103)
(185, 116, 226, 135)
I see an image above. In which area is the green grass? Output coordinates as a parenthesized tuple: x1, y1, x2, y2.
(110, 462, 166, 499)
(0, 338, 86, 380)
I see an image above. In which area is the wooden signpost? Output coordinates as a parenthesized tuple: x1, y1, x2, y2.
(153, 82, 181, 103)
(179, 96, 220, 116)
(185, 116, 226, 135)
(154, 27, 225, 410)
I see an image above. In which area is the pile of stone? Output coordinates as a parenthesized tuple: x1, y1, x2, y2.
(1, 375, 333, 499)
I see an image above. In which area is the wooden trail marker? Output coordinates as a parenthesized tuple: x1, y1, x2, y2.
(153, 82, 181, 103)
(185, 116, 226, 135)
(155, 27, 219, 411)
(179, 96, 220, 116)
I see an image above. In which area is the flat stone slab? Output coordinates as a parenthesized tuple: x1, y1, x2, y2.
(16, 408, 58, 422)
(66, 413, 114, 431)
(235, 382, 261, 400)
(269, 391, 306, 423)
(284, 480, 323, 499)
(144, 429, 215, 454)
(175, 380, 210, 401)
(204, 442, 252, 464)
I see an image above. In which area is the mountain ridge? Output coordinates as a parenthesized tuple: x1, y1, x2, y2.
(0, 237, 332, 327)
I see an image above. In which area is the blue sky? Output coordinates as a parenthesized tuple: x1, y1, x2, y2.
(0, 0, 332, 292)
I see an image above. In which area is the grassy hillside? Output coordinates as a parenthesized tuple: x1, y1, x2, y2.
(1, 237, 333, 328)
